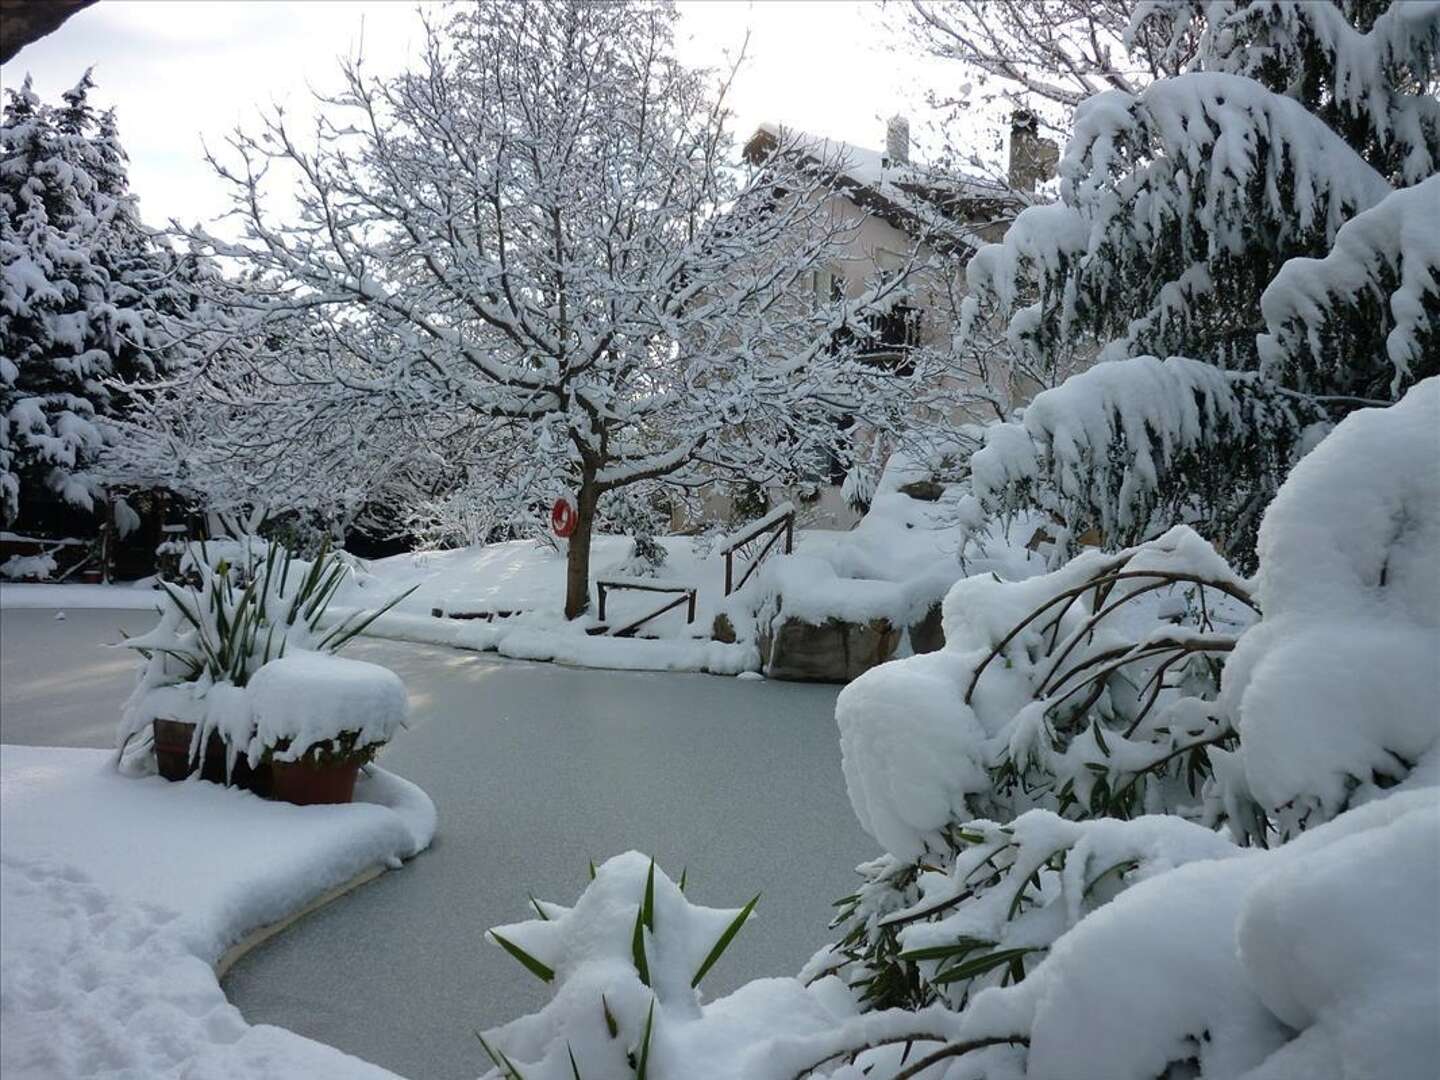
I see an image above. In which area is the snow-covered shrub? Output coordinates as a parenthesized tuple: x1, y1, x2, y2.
(246, 651, 407, 768)
(812, 378, 1440, 1061)
(0, 551, 55, 580)
(116, 539, 412, 775)
(1220, 376, 1440, 839)
(959, 357, 1321, 568)
(837, 525, 1256, 860)
(477, 853, 759, 1078)
(809, 811, 1238, 1015)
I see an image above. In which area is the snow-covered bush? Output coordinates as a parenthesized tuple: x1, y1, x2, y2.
(116, 539, 412, 775)
(1220, 375, 1440, 839)
(477, 853, 760, 1078)
(837, 524, 1256, 859)
(958, 357, 1320, 567)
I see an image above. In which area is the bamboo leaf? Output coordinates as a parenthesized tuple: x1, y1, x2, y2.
(567, 1044, 582, 1080)
(529, 893, 549, 921)
(931, 947, 1039, 986)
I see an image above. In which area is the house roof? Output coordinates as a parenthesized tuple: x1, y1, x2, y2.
(742, 122, 1021, 255)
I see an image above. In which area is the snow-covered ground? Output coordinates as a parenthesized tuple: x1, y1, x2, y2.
(328, 492, 1042, 675)
(0, 737, 434, 1079)
(0, 607, 872, 1079)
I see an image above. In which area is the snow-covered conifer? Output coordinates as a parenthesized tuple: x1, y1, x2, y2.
(0, 73, 194, 524)
(959, 0, 1438, 565)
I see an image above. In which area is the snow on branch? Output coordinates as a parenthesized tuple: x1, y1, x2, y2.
(962, 355, 1318, 567)
(965, 71, 1392, 370)
(1259, 175, 1440, 400)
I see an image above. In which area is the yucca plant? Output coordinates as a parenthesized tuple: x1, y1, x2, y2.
(477, 854, 759, 1079)
(117, 536, 415, 775)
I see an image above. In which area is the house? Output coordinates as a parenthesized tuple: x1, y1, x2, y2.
(726, 113, 1058, 524)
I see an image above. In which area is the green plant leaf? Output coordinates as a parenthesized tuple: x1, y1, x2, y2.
(678, 866, 687, 894)
(489, 931, 554, 984)
(691, 893, 758, 988)
(930, 946, 1039, 986)
(631, 904, 650, 986)
(601, 994, 618, 1038)
(1082, 858, 1139, 899)
(635, 998, 655, 1080)
(567, 1043, 582, 1080)
(589, 859, 597, 881)
(529, 893, 549, 921)
(474, 1029, 526, 1080)
(642, 858, 656, 932)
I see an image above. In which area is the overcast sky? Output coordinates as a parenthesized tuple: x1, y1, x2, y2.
(0, 0, 959, 230)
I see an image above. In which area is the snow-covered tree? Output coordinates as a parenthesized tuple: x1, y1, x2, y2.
(0, 72, 196, 525)
(958, 0, 1439, 566)
(188, 0, 948, 618)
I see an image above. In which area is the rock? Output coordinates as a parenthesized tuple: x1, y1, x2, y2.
(908, 601, 945, 654)
(898, 479, 945, 502)
(760, 614, 900, 683)
(711, 612, 737, 644)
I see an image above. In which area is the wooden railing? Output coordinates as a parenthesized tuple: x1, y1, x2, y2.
(596, 577, 697, 638)
(721, 501, 795, 596)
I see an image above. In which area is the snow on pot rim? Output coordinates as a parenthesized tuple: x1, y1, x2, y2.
(247, 651, 409, 763)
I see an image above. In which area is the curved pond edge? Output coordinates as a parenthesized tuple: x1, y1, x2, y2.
(216, 863, 388, 979)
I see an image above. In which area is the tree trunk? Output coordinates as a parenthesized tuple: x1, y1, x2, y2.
(564, 479, 600, 620)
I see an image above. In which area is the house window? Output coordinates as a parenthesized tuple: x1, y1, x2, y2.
(829, 303, 921, 375)
(812, 267, 845, 308)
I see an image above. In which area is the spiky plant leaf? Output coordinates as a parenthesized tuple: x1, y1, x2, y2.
(489, 931, 555, 984)
(631, 904, 650, 987)
(691, 893, 759, 988)
(635, 998, 655, 1080)
(642, 859, 656, 932)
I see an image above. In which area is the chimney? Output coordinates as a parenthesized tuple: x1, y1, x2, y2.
(884, 114, 909, 168)
(1008, 109, 1059, 192)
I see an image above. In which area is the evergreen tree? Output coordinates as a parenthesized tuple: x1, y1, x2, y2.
(959, 0, 1439, 567)
(0, 72, 192, 525)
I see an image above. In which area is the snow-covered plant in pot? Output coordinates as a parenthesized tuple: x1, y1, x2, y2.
(117, 537, 413, 799)
(247, 651, 408, 806)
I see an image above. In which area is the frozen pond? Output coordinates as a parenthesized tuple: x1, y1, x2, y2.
(0, 607, 875, 1080)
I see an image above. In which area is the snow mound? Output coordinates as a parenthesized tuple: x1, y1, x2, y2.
(248, 651, 409, 762)
(1223, 377, 1440, 831)
(957, 791, 1438, 1080)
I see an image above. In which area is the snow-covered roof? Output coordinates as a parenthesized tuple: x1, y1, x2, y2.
(743, 121, 1018, 251)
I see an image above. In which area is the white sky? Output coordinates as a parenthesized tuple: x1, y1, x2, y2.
(0, 0, 962, 230)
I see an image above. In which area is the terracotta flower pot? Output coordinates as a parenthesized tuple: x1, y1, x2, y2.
(151, 718, 271, 795)
(152, 718, 199, 781)
(269, 758, 362, 806)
